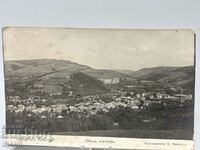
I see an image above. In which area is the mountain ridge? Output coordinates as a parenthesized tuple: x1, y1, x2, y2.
(4, 59, 194, 94)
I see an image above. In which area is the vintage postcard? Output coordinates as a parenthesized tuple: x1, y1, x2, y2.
(2, 28, 195, 150)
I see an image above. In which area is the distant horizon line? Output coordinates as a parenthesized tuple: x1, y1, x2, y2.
(4, 58, 194, 71)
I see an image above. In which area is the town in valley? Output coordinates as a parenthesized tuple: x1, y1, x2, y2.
(5, 59, 194, 139)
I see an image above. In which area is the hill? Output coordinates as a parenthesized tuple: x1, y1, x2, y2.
(129, 66, 195, 93)
(4, 59, 91, 77)
(129, 66, 179, 79)
(69, 72, 109, 96)
(4, 59, 194, 95)
(112, 69, 135, 75)
(5, 59, 136, 81)
(4, 59, 137, 97)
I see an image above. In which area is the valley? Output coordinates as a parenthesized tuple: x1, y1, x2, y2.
(5, 59, 194, 139)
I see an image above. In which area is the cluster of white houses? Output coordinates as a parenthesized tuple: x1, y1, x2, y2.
(7, 96, 138, 119)
(6, 89, 192, 119)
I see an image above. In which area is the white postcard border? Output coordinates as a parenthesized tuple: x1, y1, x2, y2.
(4, 134, 194, 150)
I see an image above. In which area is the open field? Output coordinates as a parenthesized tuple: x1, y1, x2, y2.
(54, 128, 193, 140)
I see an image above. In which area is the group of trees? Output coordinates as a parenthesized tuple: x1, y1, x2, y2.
(6, 100, 194, 134)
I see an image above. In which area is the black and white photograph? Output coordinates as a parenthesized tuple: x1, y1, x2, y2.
(3, 28, 195, 142)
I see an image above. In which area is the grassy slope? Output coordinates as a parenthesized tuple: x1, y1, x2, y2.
(54, 128, 193, 140)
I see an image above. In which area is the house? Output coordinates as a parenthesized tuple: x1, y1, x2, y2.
(41, 115, 47, 119)
(136, 94, 141, 99)
(113, 122, 119, 128)
(16, 104, 25, 113)
(57, 115, 64, 119)
(27, 114, 32, 117)
(164, 96, 179, 101)
(143, 117, 156, 123)
(131, 105, 138, 109)
(155, 92, 163, 99)
(7, 96, 21, 102)
(68, 106, 77, 112)
(33, 107, 51, 114)
(33, 83, 44, 89)
(26, 104, 37, 111)
(174, 94, 192, 101)
(50, 92, 62, 96)
(106, 102, 117, 109)
(141, 92, 154, 99)
(51, 105, 67, 113)
(7, 105, 14, 111)
(42, 99, 46, 102)
(68, 91, 73, 96)
(112, 78, 120, 84)
(100, 78, 120, 84)
(154, 92, 168, 99)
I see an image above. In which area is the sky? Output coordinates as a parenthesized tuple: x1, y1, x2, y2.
(3, 27, 195, 71)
